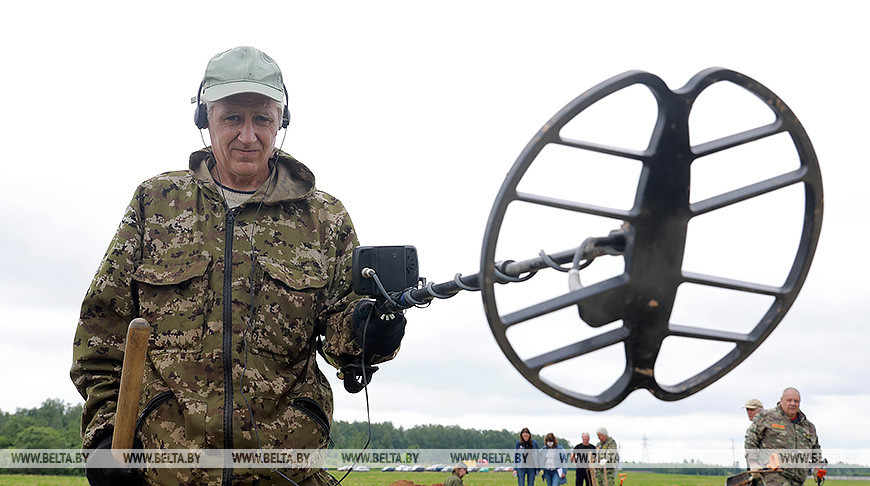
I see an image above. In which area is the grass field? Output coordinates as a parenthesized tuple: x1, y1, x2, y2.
(327, 471, 867, 486)
(0, 471, 865, 485)
(0, 476, 85, 486)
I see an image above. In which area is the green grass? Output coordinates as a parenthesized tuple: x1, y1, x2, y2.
(325, 471, 867, 486)
(0, 471, 865, 485)
(0, 475, 88, 486)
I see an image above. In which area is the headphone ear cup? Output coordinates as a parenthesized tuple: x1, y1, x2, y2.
(282, 105, 290, 129)
(194, 103, 209, 129)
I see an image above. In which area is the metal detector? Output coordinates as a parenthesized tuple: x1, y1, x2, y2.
(354, 67, 823, 411)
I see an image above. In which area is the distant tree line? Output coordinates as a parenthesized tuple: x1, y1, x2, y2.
(0, 398, 84, 476)
(8, 400, 864, 478)
(0, 400, 571, 454)
(330, 420, 572, 449)
(1, 400, 574, 476)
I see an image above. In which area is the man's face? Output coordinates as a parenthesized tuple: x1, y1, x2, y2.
(582, 434, 590, 445)
(457, 468, 467, 478)
(746, 407, 761, 421)
(208, 93, 282, 190)
(597, 433, 606, 443)
(780, 389, 801, 417)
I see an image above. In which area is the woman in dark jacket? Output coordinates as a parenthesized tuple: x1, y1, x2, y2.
(514, 427, 539, 486)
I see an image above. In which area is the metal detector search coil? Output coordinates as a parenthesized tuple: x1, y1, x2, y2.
(354, 68, 823, 411)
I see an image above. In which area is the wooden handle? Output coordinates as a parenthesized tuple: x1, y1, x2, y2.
(112, 318, 150, 455)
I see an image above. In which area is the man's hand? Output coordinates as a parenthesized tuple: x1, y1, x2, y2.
(353, 299, 407, 357)
(766, 452, 781, 470)
(85, 434, 143, 486)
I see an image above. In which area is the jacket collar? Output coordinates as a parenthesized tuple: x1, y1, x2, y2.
(774, 402, 806, 423)
(189, 148, 316, 204)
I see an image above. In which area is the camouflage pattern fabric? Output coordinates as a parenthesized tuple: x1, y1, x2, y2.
(745, 403, 821, 486)
(593, 437, 617, 486)
(71, 149, 396, 485)
(755, 471, 803, 486)
(444, 473, 464, 486)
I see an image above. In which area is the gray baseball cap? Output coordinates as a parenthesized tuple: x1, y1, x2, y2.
(200, 46, 284, 103)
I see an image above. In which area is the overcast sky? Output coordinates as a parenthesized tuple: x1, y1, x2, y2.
(1, 1, 867, 463)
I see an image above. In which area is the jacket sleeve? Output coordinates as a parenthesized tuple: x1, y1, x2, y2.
(606, 441, 619, 466)
(808, 422, 822, 455)
(744, 416, 767, 467)
(69, 194, 143, 449)
(317, 198, 399, 369)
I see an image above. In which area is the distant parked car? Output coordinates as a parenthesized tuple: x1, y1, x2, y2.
(440, 465, 453, 472)
(381, 466, 396, 472)
(425, 464, 445, 471)
(410, 465, 426, 472)
(352, 465, 370, 472)
(337, 465, 352, 471)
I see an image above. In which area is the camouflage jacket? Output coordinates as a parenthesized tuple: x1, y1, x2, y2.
(444, 473, 464, 486)
(594, 436, 618, 468)
(745, 404, 821, 483)
(71, 149, 390, 485)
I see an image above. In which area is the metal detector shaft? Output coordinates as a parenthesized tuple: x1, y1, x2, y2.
(391, 229, 626, 309)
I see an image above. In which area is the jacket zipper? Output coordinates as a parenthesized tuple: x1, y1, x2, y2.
(222, 207, 238, 486)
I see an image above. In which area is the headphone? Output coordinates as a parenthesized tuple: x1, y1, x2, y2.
(194, 79, 291, 130)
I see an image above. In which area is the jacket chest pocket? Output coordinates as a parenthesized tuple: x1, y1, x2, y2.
(252, 257, 328, 357)
(132, 255, 212, 352)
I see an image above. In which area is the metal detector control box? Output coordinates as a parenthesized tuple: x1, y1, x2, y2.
(352, 246, 419, 297)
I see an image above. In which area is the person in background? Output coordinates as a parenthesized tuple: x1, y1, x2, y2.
(514, 427, 539, 486)
(540, 432, 567, 486)
(745, 387, 823, 485)
(573, 432, 595, 486)
(745, 398, 764, 421)
(594, 427, 618, 486)
(445, 463, 468, 486)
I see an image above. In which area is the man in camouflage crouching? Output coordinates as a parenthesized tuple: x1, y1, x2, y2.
(71, 46, 406, 485)
(745, 387, 823, 486)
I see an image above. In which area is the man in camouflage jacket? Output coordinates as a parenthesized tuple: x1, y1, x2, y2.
(592, 427, 618, 486)
(745, 387, 822, 486)
(70, 46, 404, 486)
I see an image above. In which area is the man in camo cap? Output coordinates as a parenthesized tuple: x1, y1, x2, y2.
(745, 398, 763, 421)
(71, 46, 407, 485)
